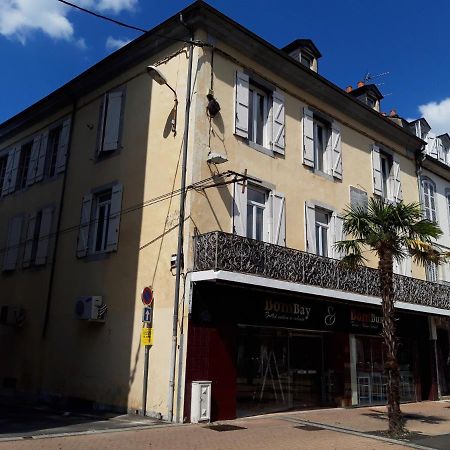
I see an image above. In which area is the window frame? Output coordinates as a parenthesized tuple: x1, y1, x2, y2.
(245, 184, 270, 242)
(421, 177, 437, 222)
(248, 82, 270, 150)
(15, 141, 33, 191)
(0, 153, 8, 193)
(91, 189, 113, 254)
(379, 151, 393, 200)
(44, 125, 62, 179)
(313, 116, 331, 174)
(314, 208, 330, 257)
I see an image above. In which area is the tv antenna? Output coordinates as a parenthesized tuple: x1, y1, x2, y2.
(363, 71, 390, 83)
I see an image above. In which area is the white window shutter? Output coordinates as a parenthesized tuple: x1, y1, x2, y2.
(2, 147, 20, 196)
(437, 138, 445, 162)
(26, 135, 42, 186)
(331, 214, 344, 259)
(427, 133, 438, 158)
(371, 144, 382, 196)
(77, 194, 93, 258)
(22, 213, 37, 268)
(331, 122, 342, 179)
(55, 118, 71, 174)
(233, 182, 248, 237)
(272, 90, 285, 154)
(271, 191, 286, 246)
(1, 149, 15, 196)
(234, 71, 249, 139)
(35, 206, 54, 266)
(35, 131, 49, 182)
(102, 91, 123, 152)
(392, 157, 403, 202)
(3, 216, 23, 271)
(106, 183, 123, 252)
(305, 202, 316, 253)
(97, 95, 107, 155)
(302, 107, 314, 167)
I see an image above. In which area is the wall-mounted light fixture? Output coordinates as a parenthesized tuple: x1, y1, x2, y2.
(147, 65, 178, 135)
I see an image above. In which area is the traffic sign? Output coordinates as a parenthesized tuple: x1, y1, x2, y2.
(141, 327, 153, 346)
(141, 287, 153, 306)
(142, 307, 153, 323)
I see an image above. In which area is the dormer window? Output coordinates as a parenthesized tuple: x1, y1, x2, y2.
(300, 52, 314, 69)
(282, 39, 321, 73)
(365, 95, 377, 109)
(347, 82, 383, 112)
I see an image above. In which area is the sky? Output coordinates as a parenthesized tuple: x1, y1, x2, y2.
(1, 0, 450, 134)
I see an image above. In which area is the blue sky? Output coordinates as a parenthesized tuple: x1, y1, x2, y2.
(1, 0, 450, 134)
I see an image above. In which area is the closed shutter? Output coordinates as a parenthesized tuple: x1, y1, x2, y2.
(76, 194, 93, 258)
(35, 206, 54, 266)
(302, 107, 314, 167)
(3, 216, 23, 271)
(331, 214, 344, 259)
(372, 144, 382, 196)
(233, 182, 248, 237)
(234, 71, 249, 139)
(272, 90, 285, 154)
(8, 147, 21, 194)
(391, 156, 403, 202)
(102, 91, 123, 152)
(271, 191, 286, 246)
(427, 133, 438, 158)
(35, 131, 49, 182)
(394, 255, 412, 277)
(106, 184, 123, 252)
(305, 202, 316, 253)
(331, 122, 342, 179)
(55, 118, 71, 174)
(26, 135, 42, 186)
(22, 213, 37, 268)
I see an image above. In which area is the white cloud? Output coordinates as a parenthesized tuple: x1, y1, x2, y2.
(414, 98, 450, 135)
(105, 36, 131, 51)
(0, 0, 137, 45)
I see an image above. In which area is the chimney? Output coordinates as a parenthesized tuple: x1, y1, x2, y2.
(389, 109, 397, 117)
(346, 86, 353, 93)
(357, 80, 365, 88)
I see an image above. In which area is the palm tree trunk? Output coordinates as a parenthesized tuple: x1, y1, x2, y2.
(379, 250, 405, 436)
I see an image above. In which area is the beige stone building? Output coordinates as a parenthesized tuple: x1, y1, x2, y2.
(1, 1, 449, 422)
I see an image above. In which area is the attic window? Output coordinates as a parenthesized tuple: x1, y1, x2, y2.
(300, 52, 313, 69)
(365, 95, 376, 109)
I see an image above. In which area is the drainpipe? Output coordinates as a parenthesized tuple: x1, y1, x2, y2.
(167, 16, 195, 423)
(42, 100, 77, 339)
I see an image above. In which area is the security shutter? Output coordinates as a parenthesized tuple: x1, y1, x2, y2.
(102, 91, 123, 152)
(302, 107, 314, 167)
(272, 90, 285, 154)
(234, 71, 249, 139)
(331, 214, 344, 259)
(372, 144, 382, 196)
(271, 191, 286, 246)
(76, 194, 93, 258)
(26, 135, 42, 186)
(35, 206, 54, 266)
(391, 156, 403, 202)
(305, 202, 316, 253)
(331, 122, 342, 179)
(106, 183, 123, 252)
(35, 131, 49, 182)
(3, 216, 23, 271)
(55, 118, 71, 174)
(233, 182, 248, 237)
(22, 213, 37, 268)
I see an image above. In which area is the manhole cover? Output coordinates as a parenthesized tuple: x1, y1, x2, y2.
(294, 424, 324, 431)
(205, 424, 247, 432)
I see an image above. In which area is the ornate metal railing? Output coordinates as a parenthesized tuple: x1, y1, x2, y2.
(193, 231, 450, 311)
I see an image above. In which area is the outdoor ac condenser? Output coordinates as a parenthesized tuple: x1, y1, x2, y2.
(190, 381, 212, 423)
(74, 296, 107, 322)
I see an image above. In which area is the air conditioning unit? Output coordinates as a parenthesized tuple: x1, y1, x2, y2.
(0, 305, 25, 326)
(74, 296, 107, 322)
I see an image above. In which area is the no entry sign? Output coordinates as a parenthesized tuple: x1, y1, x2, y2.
(141, 287, 153, 306)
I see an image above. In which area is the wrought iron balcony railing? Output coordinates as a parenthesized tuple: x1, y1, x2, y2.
(193, 231, 450, 311)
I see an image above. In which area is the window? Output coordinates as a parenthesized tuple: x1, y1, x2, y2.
(246, 186, 267, 241)
(45, 126, 62, 178)
(2, 216, 23, 271)
(426, 262, 438, 283)
(77, 184, 123, 258)
(372, 145, 402, 202)
(380, 152, 392, 199)
(315, 209, 330, 257)
(0, 154, 7, 192)
(422, 178, 437, 222)
(300, 52, 313, 69)
(234, 70, 285, 155)
(15, 142, 32, 190)
(302, 107, 342, 179)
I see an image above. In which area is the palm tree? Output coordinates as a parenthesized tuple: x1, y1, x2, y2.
(335, 197, 444, 436)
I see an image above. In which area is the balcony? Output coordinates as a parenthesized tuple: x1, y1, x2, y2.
(193, 231, 450, 311)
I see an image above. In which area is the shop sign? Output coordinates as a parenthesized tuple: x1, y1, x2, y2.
(264, 300, 311, 322)
(350, 309, 383, 331)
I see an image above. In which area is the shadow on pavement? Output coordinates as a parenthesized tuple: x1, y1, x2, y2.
(362, 409, 446, 425)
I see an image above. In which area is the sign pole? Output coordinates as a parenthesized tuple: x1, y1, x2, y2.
(140, 287, 154, 417)
(143, 337, 149, 416)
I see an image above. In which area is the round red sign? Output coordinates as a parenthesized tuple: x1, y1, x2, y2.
(141, 287, 153, 306)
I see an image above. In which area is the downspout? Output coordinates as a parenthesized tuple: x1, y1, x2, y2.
(42, 100, 77, 339)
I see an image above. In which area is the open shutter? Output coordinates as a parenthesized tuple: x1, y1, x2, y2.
(76, 194, 93, 258)
(102, 91, 123, 152)
(26, 135, 42, 186)
(22, 213, 37, 268)
(394, 255, 412, 277)
(371, 144, 382, 196)
(8, 147, 21, 194)
(391, 156, 403, 202)
(2, 147, 20, 196)
(35, 131, 48, 182)
(234, 71, 249, 139)
(35, 206, 53, 266)
(302, 107, 314, 167)
(305, 202, 316, 253)
(427, 133, 438, 158)
(233, 182, 248, 237)
(3, 216, 23, 271)
(271, 191, 286, 246)
(55, 118, 71, 174)
(437, 137, 445, 162)
(272, 90, 285, 154)
(331, 214, 344, 259)
(331, 122, 342, 179)
(1, 149, 15, 196)
(106, 184, 123, 252)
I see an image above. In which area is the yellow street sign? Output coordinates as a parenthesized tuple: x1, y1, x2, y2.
(141, 327, 153, 346)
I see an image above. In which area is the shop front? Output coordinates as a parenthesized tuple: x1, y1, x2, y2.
(184, 282, 432, 421)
